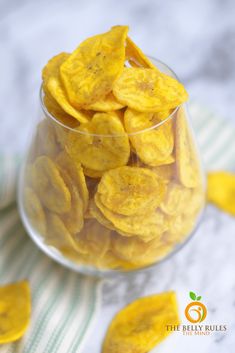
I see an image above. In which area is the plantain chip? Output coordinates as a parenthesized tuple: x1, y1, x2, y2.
(57, 167, 84, 234)
(97, 166, 166, 216)
(0, 281, 31, 344)
(113, 67, 188, 112)
(125, 36, 157, 69)
(46, 213, 81, 252)
(24, 187, 46, 235)
(60, 26, 129, 108)
(32, 156, 71, 214)
(66, 112, 130, 174)
(35, 119, 59, 158)
(151, 163, 175, 183)
(175, 106, 201, 188)
(56, 151, 89, 212)
(112, 235, 165, 267)
(95, 194, 168, 241)
(124, 108, 174, 166)
(102, 291, 180, 353)
(160, 181, 191, 215)
(42, 52, 90, 123)
(43, 92, 79, 127)
(74, 219, 111, 258)
(85, 92, 124, 111)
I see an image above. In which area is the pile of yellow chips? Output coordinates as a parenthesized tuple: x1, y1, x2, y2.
(24, 26, 204, 271)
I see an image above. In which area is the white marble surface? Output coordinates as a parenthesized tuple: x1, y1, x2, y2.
(1, 0, 235, 352)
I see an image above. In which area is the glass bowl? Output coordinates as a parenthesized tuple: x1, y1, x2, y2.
(18, 58, 205, 276)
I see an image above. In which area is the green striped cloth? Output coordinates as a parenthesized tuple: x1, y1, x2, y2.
(0, 176, 102, 350)
(0, 103, 235, 353)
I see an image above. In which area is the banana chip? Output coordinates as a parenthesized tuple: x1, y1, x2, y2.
(97, 166, 166, 216)
(35, 119, 59, 158)
(85, 92, 124, 111)
(168, 213, 195, 240)
(46, 213, 80, 251)
(160, 182, 191, 215)
(57, 168, 84, 234)
(74, 219, 111, 258)
(95, 194, 168, 241)
(60, 26, 129, 107)
(56, 151, 89, 211)
(32, 156, 71, 214)
(113, 67, 188, 112)
(125, 36, 157, 69)
(24, 187, 46, 235)
(87, 198, 116, 230)
(42, 52, 90, 123)
(66, 112, 130, 173)
(184, 186, 204, 216)
(43, 92, 79, 127)
(83, 167, 103, 179)
(175, 106, 201, 188)
(42, 52, 70, 84)
(152, 163, 175, 183)
(0, 281, 31, 344)
(112, 235, 163, 266)
(102, 292, 180, 353)
(47, 78, 91, 123)
(124, 109, 174, 166)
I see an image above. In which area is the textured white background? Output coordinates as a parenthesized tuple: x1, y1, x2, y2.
(1, 1, 235, 352)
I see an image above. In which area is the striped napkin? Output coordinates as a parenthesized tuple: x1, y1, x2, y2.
(189, 103, 235, 170)
(0, 176, 102, 351)
(0, 103, 235, 353)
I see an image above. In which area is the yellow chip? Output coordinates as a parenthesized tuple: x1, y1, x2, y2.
(125, 36, 157, 69)
(24, 187, 47, 235)
(83, 167, 103, 179)
(102, 292, 180, 353)
(47, 78, 91, 123)
(160, 181, 191, 215)
(42, 52, 70, 84)
(113, 67, 188, 112)
(66, 112, 130, 173)
(167, 214, 195, 243)
(124, 108, 174, 166)
(97, 166, 166, 216)
(151, 163, 175, 183)
(46, 213, 81, 252)
(42, 52, 90, 123)
(85, 92, 124, 111)
(32, 156, 71, 214)
(95, 194, 168, 241)
(207, 171, 235, 216)
(56, 151, 89, 211)
(43, 91, 78, 126)
(112, 235, 162, 267)
(182, 186, 204, 217)
(74, 219, 111, 258)
(95, 251, 136, 270)
(175, 106, 201, 188)
(35, 119, 59, 158)
(60, 26, 129, 107)
(87, 198, 116, 230)
(57, 168, 84, 234)
(155, 109, 174, 121)
(0, 281, 31, 344)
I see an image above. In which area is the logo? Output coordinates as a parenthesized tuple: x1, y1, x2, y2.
(166, 291, 227, 336)
(185, 291, 207, 323)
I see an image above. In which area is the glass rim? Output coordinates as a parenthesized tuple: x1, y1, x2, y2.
(39, 57, 182, 137)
